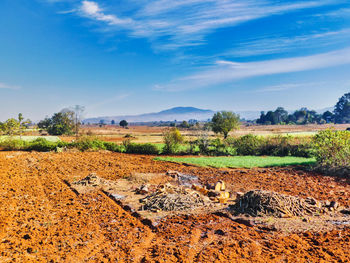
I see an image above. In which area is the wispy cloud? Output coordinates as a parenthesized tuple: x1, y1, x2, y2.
(0, 82, 21, 90)
(88, 93, 131, 110)
(58, 0, 344, 49)
(224, 28, 350, 57)
(155, 47, 350, 91)
(253, 82, 322, 93)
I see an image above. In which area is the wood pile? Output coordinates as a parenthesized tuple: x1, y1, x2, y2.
(140, 184, 206, 211)
(231, 190, 324, 217)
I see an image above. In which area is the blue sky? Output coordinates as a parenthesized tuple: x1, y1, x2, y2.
(0, 0, 349, 121)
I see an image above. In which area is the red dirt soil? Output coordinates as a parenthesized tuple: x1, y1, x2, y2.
(0, 151, 349, 262)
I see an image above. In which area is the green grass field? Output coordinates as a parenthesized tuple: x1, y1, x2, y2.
(0, 136, 61, 142)
(154, 156, 316, 168)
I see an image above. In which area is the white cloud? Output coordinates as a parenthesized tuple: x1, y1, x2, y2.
(0, 83, 21, 90)
(62, 0, 344, 49)
(155, 47, 350, 91)
(79, 1, 133, 26)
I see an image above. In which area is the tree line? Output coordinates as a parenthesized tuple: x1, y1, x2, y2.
(257, 92, 350, 125)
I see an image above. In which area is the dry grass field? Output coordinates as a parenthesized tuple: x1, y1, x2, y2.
(54, 123, 350, 143)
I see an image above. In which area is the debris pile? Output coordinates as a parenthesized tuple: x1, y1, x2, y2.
(140, 184, 207, 211)
(230, 190, 325, 218)
(72, 173, 104, 187)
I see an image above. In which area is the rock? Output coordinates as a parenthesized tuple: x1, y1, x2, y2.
(330, 201, 338, 209)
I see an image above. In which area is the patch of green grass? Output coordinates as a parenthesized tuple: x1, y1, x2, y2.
(0, 136, 61, 142)
(154, 156, 316, 168)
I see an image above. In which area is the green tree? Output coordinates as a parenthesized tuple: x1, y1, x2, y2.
(163, 128, 184, 154)
(334, 92, 350, 123)
(211, 111, 240, 138)
(2, 118, 20, 136)
(179, 120, 190, 128)
(18, 113, 31, 138)
(119, 120, 128, 128)
(322, 111, 334, 123)
(274, 107, 288, 124)
(37, 111, 75, 135)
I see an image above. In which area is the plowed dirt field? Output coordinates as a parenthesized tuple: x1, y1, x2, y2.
(1, 151, 350, 262)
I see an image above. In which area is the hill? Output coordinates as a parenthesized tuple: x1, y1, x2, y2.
(84, 107, 215, 124)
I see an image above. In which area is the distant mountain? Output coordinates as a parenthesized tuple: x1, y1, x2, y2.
(84, 106, 335, 124)
(84, 107, 215, 124)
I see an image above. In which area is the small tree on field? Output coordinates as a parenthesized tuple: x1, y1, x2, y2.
(163, 128, 184, 154)
(37, 111, 75, 135)
(2, 118, 20, 136)
(18, 113, 31, 138)
(0, 114, 31, 136)
(120, 120, 128, 128)
(211, 111, 240, 138)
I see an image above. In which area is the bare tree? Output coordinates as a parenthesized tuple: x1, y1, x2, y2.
(72, 105, 85, 139)
(61, 105, 85, 139)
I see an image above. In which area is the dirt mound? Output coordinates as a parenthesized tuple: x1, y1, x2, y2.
(140, 184, 207, 211)
(231, 190, 325, 217)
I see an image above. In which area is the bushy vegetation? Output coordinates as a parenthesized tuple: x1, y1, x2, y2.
(0, 138, 67, 151)
(185, 135, 314, 158)
(124, 140, 159, 154)
(0, 114, 31, 136)
(163, 128, 184, 154)
(72, 136, 108, 151)
(313, 129, 350, 169)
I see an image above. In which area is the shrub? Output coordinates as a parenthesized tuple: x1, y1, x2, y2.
(313, 130, 350, 168)
(163, 128, 184, 154)
(125, 143, 159, 155)
(233, 134, 264, 155)
(0, 139, 28, 150)
(260, 136, 291, 156)
(72, 136, 106, 151)
(103, 141, 124, 152)
(28, 138, 63, 152)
